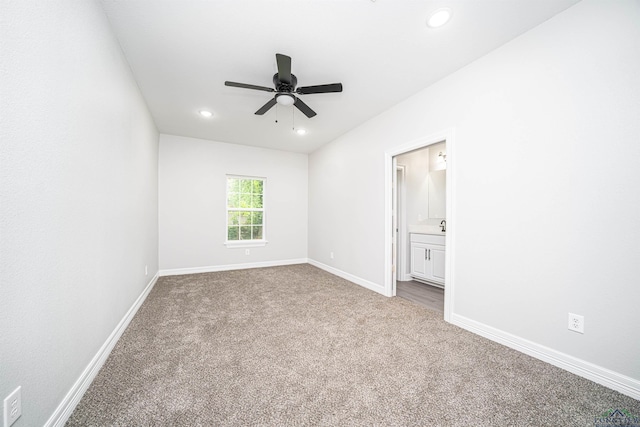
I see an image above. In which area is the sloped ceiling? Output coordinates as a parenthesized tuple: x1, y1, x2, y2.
(100, 0, 580, 153)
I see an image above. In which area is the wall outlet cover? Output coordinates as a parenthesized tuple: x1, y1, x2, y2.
(3, 386, 22, 427)
(568, 313, 584, 334)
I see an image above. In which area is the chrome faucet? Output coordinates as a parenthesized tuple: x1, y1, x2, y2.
(440, 219, 446, 233)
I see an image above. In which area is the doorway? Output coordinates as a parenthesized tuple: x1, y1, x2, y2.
(394, 144, 445, 312)
(384, 129, 454, 321)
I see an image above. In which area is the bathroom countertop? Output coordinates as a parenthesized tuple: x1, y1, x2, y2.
(407, 225, 446, 235)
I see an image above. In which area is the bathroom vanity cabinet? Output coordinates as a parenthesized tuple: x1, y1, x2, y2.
(410, 233, 445, 287)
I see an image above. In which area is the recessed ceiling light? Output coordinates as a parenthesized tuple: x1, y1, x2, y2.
(427, 8, 452, 28)
(199, 110, 213, 118)
(296, 129, 307, 135)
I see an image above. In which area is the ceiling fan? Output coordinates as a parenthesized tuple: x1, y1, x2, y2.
(224, 53, 343, 118)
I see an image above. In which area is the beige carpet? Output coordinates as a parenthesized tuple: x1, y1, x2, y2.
(66, 264, 639, 426)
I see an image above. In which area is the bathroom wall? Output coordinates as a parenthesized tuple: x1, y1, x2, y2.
(396, 148, 429, 226)
(396, 141, 446, 228)
(429, 142, 447, 172)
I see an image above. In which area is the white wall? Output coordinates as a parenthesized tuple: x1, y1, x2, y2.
(0, 1, 159, 425)
(309, 0, 640, 389)
(159, 134, 308, 272)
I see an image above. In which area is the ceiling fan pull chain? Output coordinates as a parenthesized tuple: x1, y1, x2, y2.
(275, 104, 278, 123)
(292, 104, 295, 130)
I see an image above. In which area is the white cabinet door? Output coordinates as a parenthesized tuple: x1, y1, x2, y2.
(410, 234, 445, 286)
(410, 242, 445, 285)
(429, 245, 446, 283)
(410, 243, 428, 278)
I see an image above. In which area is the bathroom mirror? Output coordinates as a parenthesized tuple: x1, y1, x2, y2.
(428, 169, 446, 219)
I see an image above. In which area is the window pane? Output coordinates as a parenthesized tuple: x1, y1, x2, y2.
(227, 193, 239, 208)
(240, 179, 252, 193)
(253, 226, 263, 240)
(253, 195, 263, 208)
(228, 211, 239, 225)
(252, 180, 263, 194)
(228, 178, 240, 193)
(240, 226, 251, 240)
(238, 212, 250, 225)
(239, 193, 251, 208)
(251, 211, 263, 225)
(228, 226, 239, 240)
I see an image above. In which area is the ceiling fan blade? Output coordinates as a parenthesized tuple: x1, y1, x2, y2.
(225, 81, 275, 92)
(296, 83, 343, 95)
(276, 53, 292, 84)
(255, 97, 277, 115)
(294, 97, 317, 118)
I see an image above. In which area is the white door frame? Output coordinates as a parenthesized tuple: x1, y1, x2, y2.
(384, 128, 455, 322)
(395, 165, 407, 282)
(391, 163, 407, 298)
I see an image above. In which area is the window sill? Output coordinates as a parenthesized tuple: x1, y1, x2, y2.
(224, 240, 268, 248)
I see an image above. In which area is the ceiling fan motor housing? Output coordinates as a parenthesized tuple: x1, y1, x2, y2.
(273, 73, 297, 92)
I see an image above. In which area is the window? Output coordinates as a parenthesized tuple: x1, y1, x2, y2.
(226, 176, 265, 245)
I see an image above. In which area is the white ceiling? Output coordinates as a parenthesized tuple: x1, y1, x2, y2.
(100, 0, 580, 154)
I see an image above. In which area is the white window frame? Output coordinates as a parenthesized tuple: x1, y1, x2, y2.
(224, 175, 267, 248)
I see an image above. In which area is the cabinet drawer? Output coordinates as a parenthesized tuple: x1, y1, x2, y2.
(410, 233, 445, 245)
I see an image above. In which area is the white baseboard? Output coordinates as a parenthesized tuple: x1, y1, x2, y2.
(158, 258, 308, 277)
(45, 273, 159, 427)
(450, 313, 640, 401)
(308, 258, 387, 296)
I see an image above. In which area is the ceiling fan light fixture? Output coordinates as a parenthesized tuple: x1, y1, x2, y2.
(427, 8, 452, 28)
(276, 94, 295, 106)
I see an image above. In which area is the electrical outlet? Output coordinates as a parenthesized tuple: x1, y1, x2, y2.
(568, 313, 584, 334)
(245, 249, 250, 255)
(3, 386, 21, 427)
(330, 252, 334, 259)
(145, 265, 148, 276)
